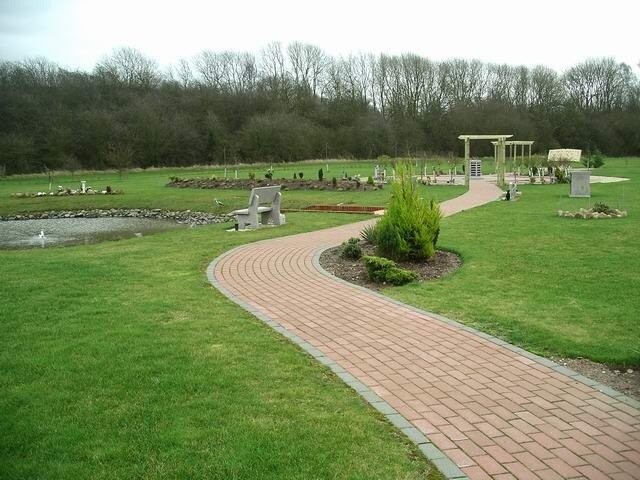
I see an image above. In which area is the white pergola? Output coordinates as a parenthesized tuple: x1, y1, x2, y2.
(491, 140, 534, 171)
(458, 134, 513, 188)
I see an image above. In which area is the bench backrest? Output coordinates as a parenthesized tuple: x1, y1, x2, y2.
(249, 185, 281, 205)
(548, 149, 581, 163)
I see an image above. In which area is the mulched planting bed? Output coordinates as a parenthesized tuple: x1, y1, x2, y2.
(290, 205, 384, 214)
(319, 241, 462, 291)
(167, 177, 382, 191)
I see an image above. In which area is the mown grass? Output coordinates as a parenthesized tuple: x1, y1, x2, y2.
(386, 157, 640, 366)
(0, 159, 464, 216)
(0, 212, 443, 479)
(2, 156, 638, 478)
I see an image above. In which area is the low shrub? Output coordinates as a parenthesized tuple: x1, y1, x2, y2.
(373, 162, 442, 261)
(340, 238, 362, 259)
(318, 168, 323, 181)
(360, 224, 377, 244)
(367, 176, 374, 185)
(363, 255, 417, 286)
(332, 177, 338, 187)
(293, 172, 297, 179)
(384, 267, 418, 286)
(582, 149, 605, 169)
(298, 172, 304, 179)
(593, 202, 614, 214)
(554, 168, 569, 183)
(265, 169, 273, 180)
(248, 172, 256, 180)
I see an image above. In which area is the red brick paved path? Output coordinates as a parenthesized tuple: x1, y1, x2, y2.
(213, 180, 640, 479)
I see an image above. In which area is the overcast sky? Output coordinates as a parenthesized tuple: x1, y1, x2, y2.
(1, 0, 638, 74)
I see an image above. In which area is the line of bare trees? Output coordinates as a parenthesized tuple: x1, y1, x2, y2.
(1, 44, 638, 175)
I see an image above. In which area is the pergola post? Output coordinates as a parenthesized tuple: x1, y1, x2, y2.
(497, 137, 506, 188)
(464, 138, 470, 187)
(459, 135, 513, 189)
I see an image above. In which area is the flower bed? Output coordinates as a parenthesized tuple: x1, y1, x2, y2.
(166, 177, 382, 191)
(296, 204, 384, 213)
(319, 240, 461, 290)
(558, 208, 627, 219)
(12, 186, 121, 198)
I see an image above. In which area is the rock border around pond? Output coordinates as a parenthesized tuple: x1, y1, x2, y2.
(0, 209, 233, 225)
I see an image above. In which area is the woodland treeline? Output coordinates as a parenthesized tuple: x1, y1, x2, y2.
(1, 44, 639, 174)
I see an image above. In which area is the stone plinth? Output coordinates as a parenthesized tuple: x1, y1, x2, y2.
(570, 169, 591, 198)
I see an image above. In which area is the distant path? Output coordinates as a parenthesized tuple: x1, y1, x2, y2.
(209, 179, 640, 480)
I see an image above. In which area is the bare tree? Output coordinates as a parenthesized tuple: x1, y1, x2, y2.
(487, 63, 514, 103)
(194, 50, 225, 89)
(528, 65, 564, 111)
(95, 47, 161, 88)
(565, 58, 635, 110)
(194, 50, 257, 93)
(167, 58, 194, 88)
(19, 57, 61, 87)
(287, 42, 327, 96)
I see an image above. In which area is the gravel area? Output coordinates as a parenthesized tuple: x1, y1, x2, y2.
(550, 356, 639, 400)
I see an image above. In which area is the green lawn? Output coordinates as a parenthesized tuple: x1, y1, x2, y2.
(2, 156, 638, 478)
(0, 159, 464, 216)
(386, 157, 640, 366)
(0, 212, 442, 479)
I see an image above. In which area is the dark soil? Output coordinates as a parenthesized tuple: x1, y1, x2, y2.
(167, 177, 382, 191)
(549, 356, 639, 401)
(319, 241, 462, 291)
(320, 241, 640, 401)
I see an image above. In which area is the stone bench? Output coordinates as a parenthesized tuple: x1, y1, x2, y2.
(231, 185, 284, 229)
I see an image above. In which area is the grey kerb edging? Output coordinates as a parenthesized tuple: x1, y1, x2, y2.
(311, 250, 640, 411)
(206, 239, 639, 480)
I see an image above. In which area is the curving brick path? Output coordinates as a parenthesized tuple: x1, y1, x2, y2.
(209, 180, 640, 480)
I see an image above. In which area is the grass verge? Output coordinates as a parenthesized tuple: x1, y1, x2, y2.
(0, 213, 442, 479)
(386, 157, 639, 366)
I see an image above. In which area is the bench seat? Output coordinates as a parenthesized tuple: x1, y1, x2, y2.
(231, 186, 284, 229)
(232, 206, 272, 215)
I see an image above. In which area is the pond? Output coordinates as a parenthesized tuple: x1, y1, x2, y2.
(0, 217, 186, 249)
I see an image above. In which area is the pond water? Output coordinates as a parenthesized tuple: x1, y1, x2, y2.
(0, 217, 185, 249)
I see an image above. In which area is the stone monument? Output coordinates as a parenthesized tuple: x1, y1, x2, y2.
(570, 169, 591, 198)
